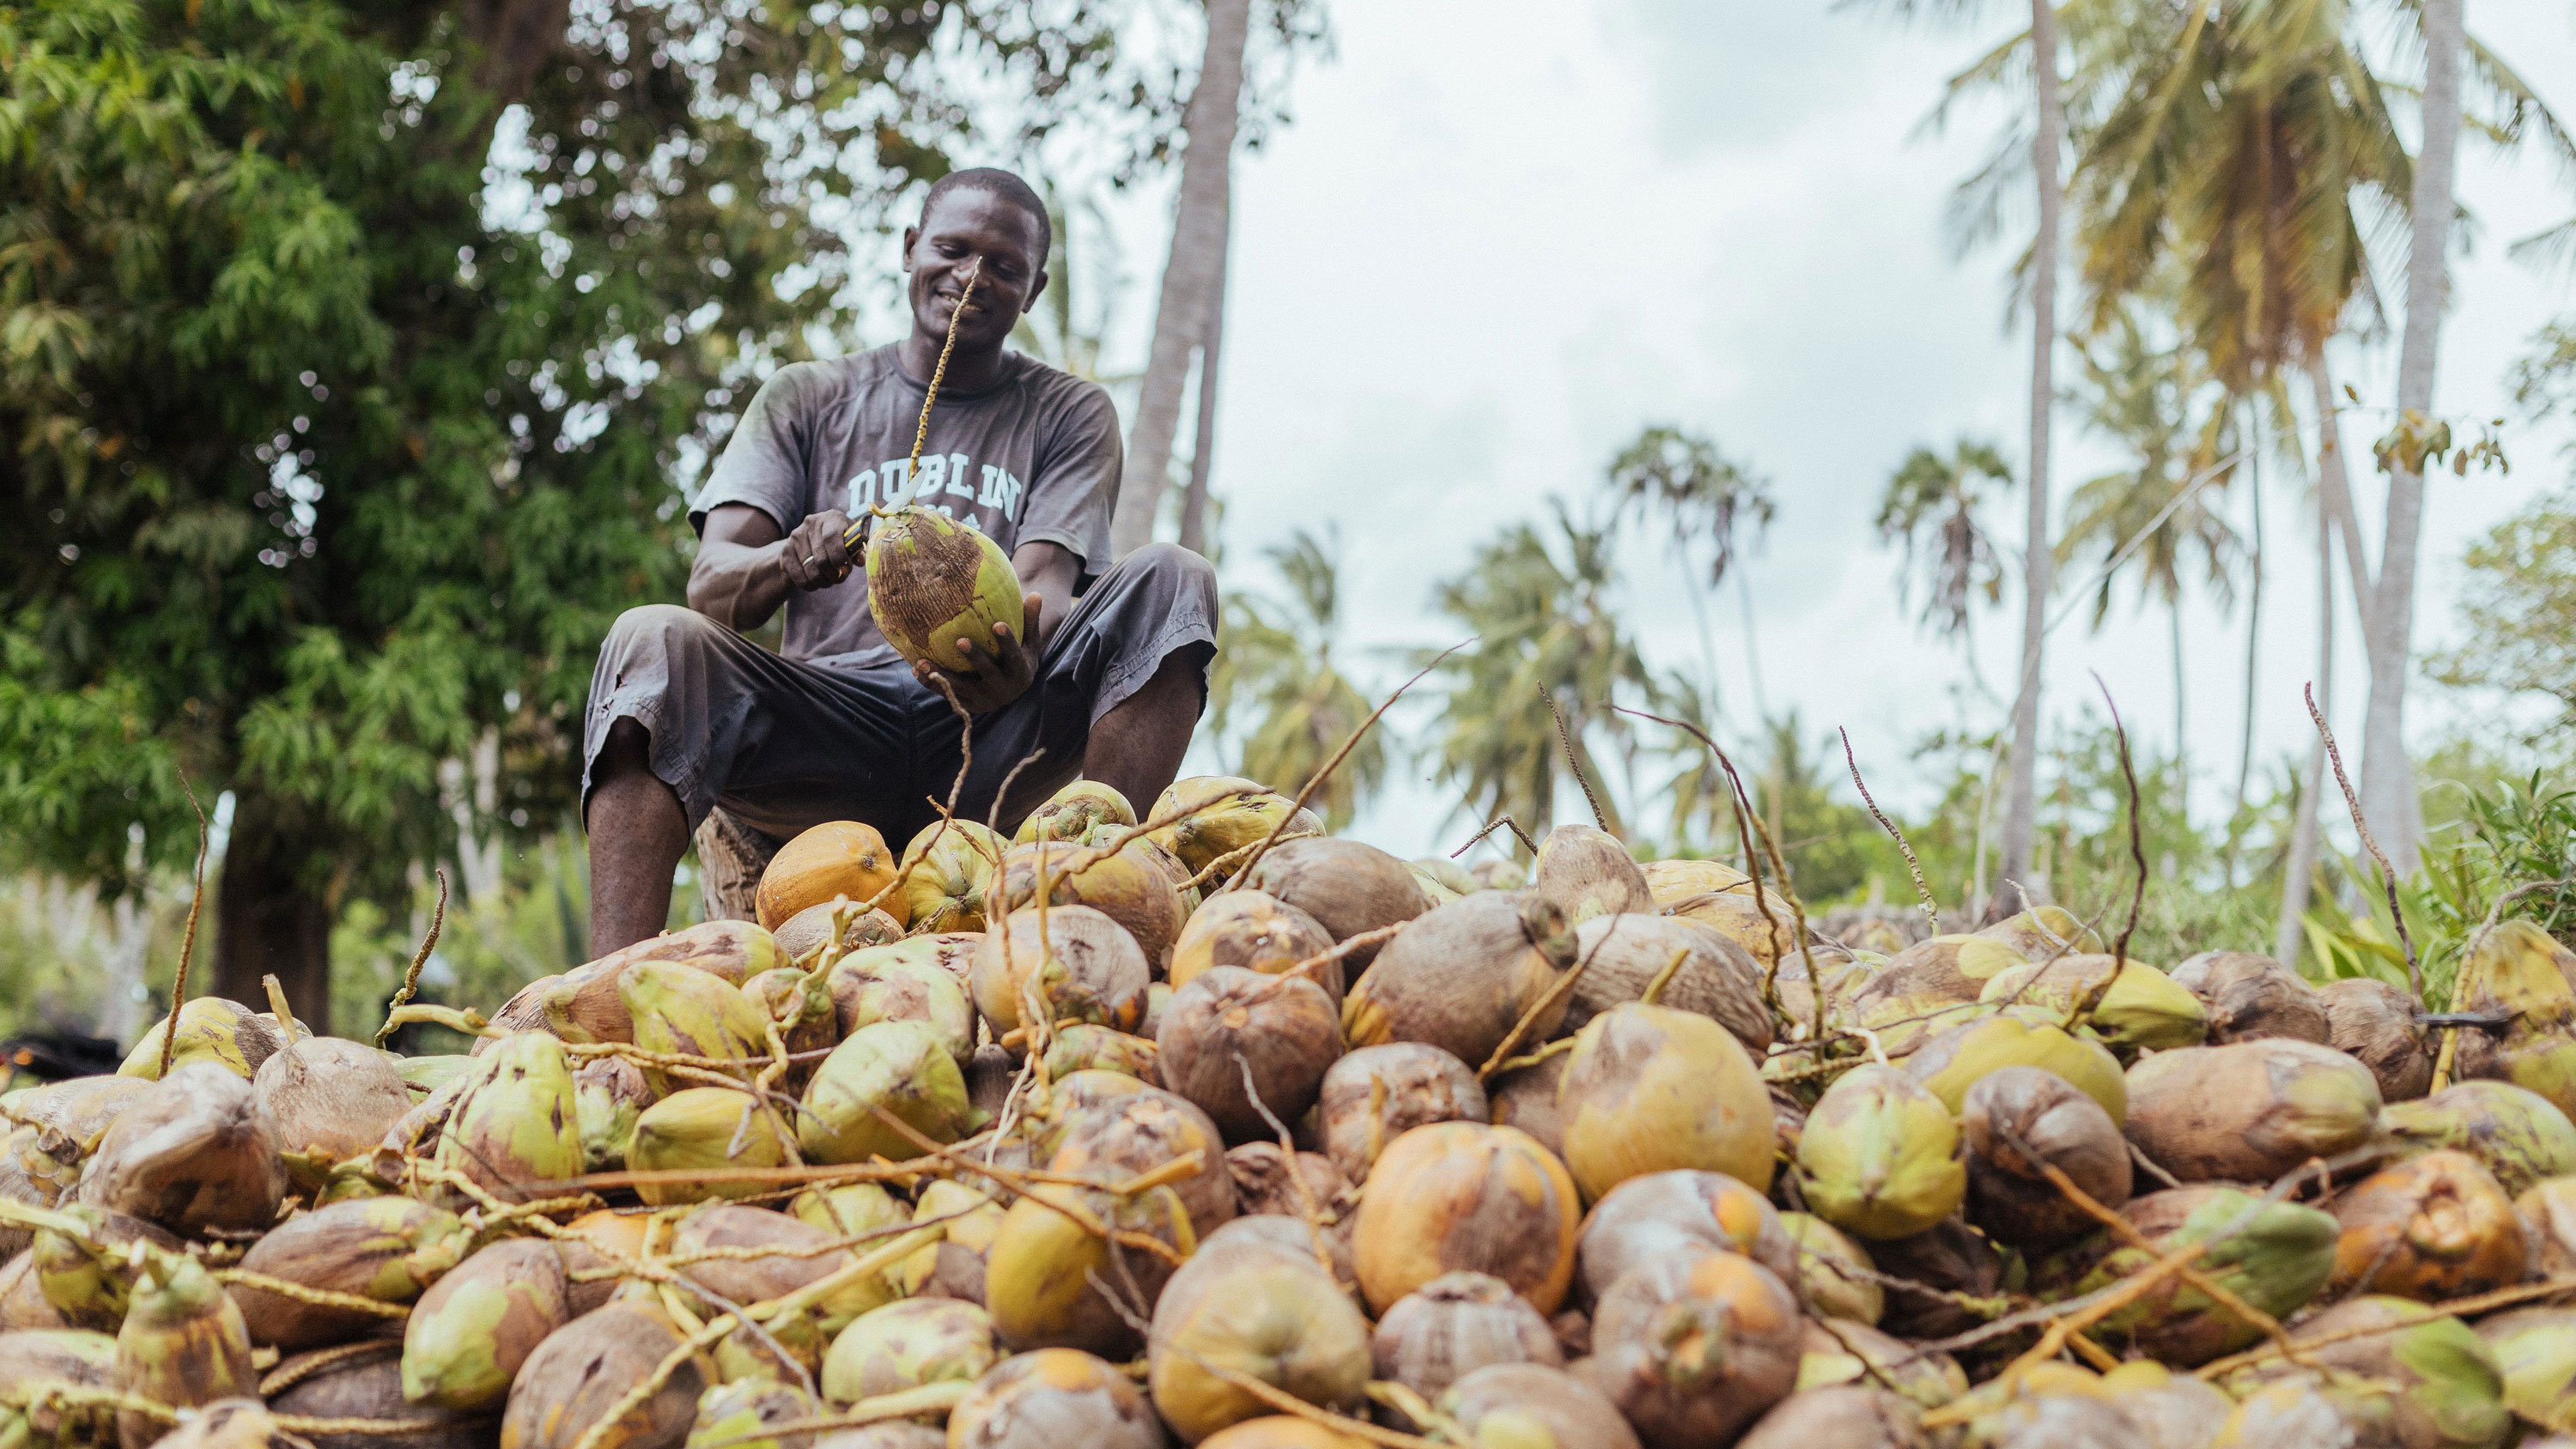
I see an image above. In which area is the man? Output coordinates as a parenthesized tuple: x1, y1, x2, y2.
(581, 167, 1216, 954)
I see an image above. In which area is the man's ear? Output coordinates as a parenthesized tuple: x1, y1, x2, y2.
(900, 225, 920, 272)
(1024, 266, 1049, 312)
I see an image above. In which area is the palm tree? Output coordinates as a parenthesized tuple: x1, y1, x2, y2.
(1110, 0, 1250, 558)
(1605, 427, 1777, 724)
(2056, 306, 2241, 814)
(1205, 530, 1386, 831)
(1854, 0, 2075, 918)
(1423, 508, 1662, 840)
(1878, 438, 2017, 672)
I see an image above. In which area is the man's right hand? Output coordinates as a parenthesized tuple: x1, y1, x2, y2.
(778, 509, 856, 591)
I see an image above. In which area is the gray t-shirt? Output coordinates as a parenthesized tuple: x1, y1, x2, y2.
(690, 344, 1122, 664)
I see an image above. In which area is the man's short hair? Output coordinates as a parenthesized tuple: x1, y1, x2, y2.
(920, 167, 1052, 263)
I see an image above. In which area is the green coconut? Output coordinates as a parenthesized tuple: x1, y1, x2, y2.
(863, 506, 1025, 674)
(2224, 1297, 2511, 1449)
(2451, 920, 2576, 1122)
(2053, 1185, 2337, 1367)
(2381, 1081, 2576, 1197)
(798, 1020, 974, 1166)
(627, 1088, 792, 1206)
(2476, 1306, 2576, 1434)
(1795, 1065, 1965, 1242)
(1899, 1007, 2127, 1123)
(1557, 1002, 1776, 1199)
(822, 1295, 1000, 1407)
(1978, 954, 2208, 1055)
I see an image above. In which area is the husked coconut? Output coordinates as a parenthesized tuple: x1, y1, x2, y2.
(2320, 977, 2435, 1102)
(1584, 1248, 1802, 1447)
(1342, 891, 1576, 1069)
(2171, 951, 2330, 1045)
(1157, 967, 1342, 1143)
(1532, 825, 1650, 925)
(1959, 1065, 2131, 1252)
(1315, 1044, 1485, 1185)
(2123, 1038, 2380, 1184)
(2327, 1149, 2525, 1301)
(1562, 913, 1771, 1052)
(1239, 838, 1429, 974)
(78, 1064, 285, 1237)
(1170, 892, 1340, 1003)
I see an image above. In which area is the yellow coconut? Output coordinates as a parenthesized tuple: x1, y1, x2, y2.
(863, 506, 1025, 674)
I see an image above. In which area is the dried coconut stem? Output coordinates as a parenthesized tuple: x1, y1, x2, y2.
(1218, 640, 1472, 894)
(843, 258, 981, 549)
(1236, 1052, 1343, 1284)
(212, 1269, 411, 1319)
(376, 869, 447, 1049)
(1477, 917, 1622, 1082)
(1540, 685, 1609, 834)
(1638, 945, 1690, 1007)
(681, 1385, 976, 1449)
(2196, 1274, 2576, 1379)
(157, 774, 211, 1078)
(2306, 682, 2422, 1003)
(1449, 814, 1536, 860)
(1618, 705, 1799, 1034)
(1842, 726, 1939, 936)
(258, 1339, 395, 1397)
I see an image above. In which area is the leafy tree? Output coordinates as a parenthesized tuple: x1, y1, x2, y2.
(1206, 530, 1385, 832)
(1877, 438, 2016, 678)
(1605, 426, 1775, 722)
(2057, 306, 2240, 792)
(0, 0, 1190, 1028)
(1423, 508, 1662, 842)
(2427, 489, 2576, 735)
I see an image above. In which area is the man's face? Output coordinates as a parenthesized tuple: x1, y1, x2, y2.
(902, 189, 1047, 353)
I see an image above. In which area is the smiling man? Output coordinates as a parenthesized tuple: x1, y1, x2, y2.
(580, 167, 1215, 952)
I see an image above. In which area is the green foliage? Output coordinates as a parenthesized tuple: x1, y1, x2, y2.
(1206, 530, 1384, 831)
(1420, 506, 1662, 840)
(1605, 427, 1774, 588)
(2427, 487, 2576, 734)
(0, 0, 1199, 993)
(2057, 309, 2239, 623)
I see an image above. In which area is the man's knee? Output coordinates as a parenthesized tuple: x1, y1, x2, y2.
(1119, 542, 1218, 615)
(605, 603, 722, 658)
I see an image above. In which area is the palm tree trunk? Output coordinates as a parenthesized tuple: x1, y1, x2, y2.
(1735, 560, 1771, 723)
(213, 790, 333, 1033)
(1109, 0, 1249, 558)
(2227, 410, 2263, 883)
(1997, 0, 2063, 920)
(1176, 205, 1231, 556)
(2171, 597, 2187, 837)
(2358, 0, 2462, 876)
(1686, 567, 1724, 723)
(2276, 471, 2336, 968)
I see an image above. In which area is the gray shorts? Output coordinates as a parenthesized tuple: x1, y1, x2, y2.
(581, 542, 1218, 846)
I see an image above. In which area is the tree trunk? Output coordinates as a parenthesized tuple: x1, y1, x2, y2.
(1177, 203, 1232, 557)
(2227, 409, 2263, 884)
(212, 792, 332, 1034)
(2276, 500, 2335, 970)
(2358, 0, 2462, 876)
(1736, 559, 1771, 723)
(2170, 597, 2187, 836)
(1109, 0, 1249, 559)
(1996, 0, 2062, 920)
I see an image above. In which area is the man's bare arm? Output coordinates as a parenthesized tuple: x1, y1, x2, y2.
(688, 502, 856, 630)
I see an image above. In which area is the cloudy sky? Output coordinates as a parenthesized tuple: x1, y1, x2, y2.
(1077, 1, 2576, 860)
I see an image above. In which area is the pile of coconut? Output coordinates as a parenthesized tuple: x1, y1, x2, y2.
(8, 776, 2576, 1449)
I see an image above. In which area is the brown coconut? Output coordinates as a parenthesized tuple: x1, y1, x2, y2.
(2327, 1149, 2526, 1300)
(1866, 1218, 2006, 1341)
(2171, 952, 2330, 1045)
(946, 1349, 1163, 1449)
(1850, 933, 2030, 1010)
(667, 1205, 890, 1332)
(1736, 1388, 1931, 1449)
(2321, 977, 2437, 1103)
(996, 841, 1184, 973)
(1532, 825, 1651, 926)
(555, 1209, 648, 1317)
(1239, 838, 1431, 975)
(774, 900, 907, 962)
(1371, 1270, 1562, 1423)
(1045, 1086, 1238, 1233)
(1562, 913, 1771, 1053)
(1583, 1248, 1802, 1448)
(1224, 1143, 1355, 1282)
(76, 1063, 285, 1237)
(1574, 1168, 1799, 1304)
(265, 1344, 491, 1449)
(1352, 1122, 1582, 1315)
(1157, 967, 1343, 1143)
(1170, 891, 1340, 1005)
(1438, 1363, 1640, 1449)
(1659, 882, 1814, 972)
(758, 821, 907, 931)
(1314, 1043, 1486, 1185)
(1341, 891, 1576, 1069)
(1977, 906, 2100, 959)
(226, 1196, 469, 1349)
(969, 905, 1151, 1042)
(500, 1300, 707, 1449)
(1488, 1050, 1570, 1159)
(1959, 1064, 2132, 1252)
(2123, 1037, 2383, 1184)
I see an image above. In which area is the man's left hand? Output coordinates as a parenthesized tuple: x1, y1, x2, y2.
(916, 593, 1046, 714)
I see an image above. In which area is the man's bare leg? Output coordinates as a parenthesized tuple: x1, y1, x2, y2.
(1083, 650, 1203, 815)
(586, 718, 690, 955)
